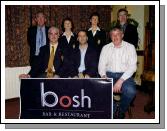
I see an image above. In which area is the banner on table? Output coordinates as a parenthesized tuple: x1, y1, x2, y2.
(20, 78, 113, 119)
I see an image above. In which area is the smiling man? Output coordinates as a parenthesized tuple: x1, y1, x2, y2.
(20, 27, 67, 78)
(98, 26, 137, 119)
(71, 30, 98, 78)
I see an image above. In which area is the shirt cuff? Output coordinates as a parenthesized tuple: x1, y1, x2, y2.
(120, 73, 129, 81)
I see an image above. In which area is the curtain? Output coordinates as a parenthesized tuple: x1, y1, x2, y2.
(5, 5, 111, 67)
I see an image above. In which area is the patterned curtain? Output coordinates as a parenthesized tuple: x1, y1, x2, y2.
(5, 5, 111, 67)
(5, 5, 30, 67)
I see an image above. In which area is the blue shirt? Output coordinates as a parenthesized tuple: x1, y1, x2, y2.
(78, 46, 88, 73)
(35, 26, 46, 55)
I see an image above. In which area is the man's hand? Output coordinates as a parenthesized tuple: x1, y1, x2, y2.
(84, 74, 90, 78)
(113, 78, 124, 93)
(19, 74, 30, 79)
(73, 76, 79, 78)
(101, 75, 107, 78)
(53, 74, 60, 78)
(78, 73, 84, 78)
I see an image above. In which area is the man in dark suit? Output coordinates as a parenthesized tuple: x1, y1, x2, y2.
(20, 27, 66, 78)
(27, 12, 49, 67)
(70, 30, 98, 78)
(117, 8, 138, 48)
(87, 12, 106, 57)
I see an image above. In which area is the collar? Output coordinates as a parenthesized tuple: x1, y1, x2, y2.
(62, 32, 74, 37)
(50, 42, 58, 47)
(37, 26, 45, 30)
(88, 26, 101, 31)
(120, 23, 128, 27)
(110, 41, 124, 48)
(79, 44, 88, 51)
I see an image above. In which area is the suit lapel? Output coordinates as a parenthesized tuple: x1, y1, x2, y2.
(54, 43, 60, 63)
(46, 45, 50, 63)
(84, 46, 89, 67)
(94, 30, 100, 38)
(69, 35, 74, 45)
(62, 36, 68, 45)
(88, 30, 93, 38)
(76, 48, 81, 68)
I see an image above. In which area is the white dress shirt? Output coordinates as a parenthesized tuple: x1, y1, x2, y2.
(98, 40, 137, 80)
(35, 26, 46, 55)
(88, 26, 101, 36)
(78, 45, 88, 73)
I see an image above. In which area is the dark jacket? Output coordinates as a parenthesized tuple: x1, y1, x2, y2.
(28, 43, 64, 78)
(70, 45, 98, 77)
(120, 23, 138, 48)
(27, 26, 50, 66)
(87, 29, 106, 56)
(59, 33, 77, 49)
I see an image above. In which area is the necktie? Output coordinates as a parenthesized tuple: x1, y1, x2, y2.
(47, 46, 55, 78)
(121, 25, 126, 33)
(35, 27, 44, 55)
(39, 27, 43, 46)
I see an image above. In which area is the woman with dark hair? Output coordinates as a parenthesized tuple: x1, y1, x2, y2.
(59, 17, 77, 53)
(87, 12, 106, 58)
(58, 17, 77, 77)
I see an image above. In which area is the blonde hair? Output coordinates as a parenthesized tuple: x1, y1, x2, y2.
(48, 27, 59, 34)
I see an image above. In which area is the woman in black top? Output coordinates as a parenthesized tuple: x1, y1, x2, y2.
(59, 17, 77, 55)
(87, 12, 106, 57)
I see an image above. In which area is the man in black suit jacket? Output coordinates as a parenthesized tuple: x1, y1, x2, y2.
(70, 30, 98, 78)
(87, 12, 106, 57)
(20, 27, 67, 78)
(116, 8, 138, 48)
(27, 12, 49, 67)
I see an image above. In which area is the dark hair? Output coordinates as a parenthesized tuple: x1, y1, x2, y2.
(61, 17, 74, 32)
(110, 26, 123, 32)
(117, 8, 128, 17)
(36, 11, 46, 18)
(89, 12, 100, 21)
(77, 30, 88, 37)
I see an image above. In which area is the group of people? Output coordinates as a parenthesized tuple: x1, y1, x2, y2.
(20, 8, 138, 119)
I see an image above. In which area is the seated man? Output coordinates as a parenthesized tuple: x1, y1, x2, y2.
(98, 26, 137, 118)
(71, 30, 98, 78)
(20, 26, 66, 78)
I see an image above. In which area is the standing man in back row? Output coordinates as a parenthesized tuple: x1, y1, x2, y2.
(27, 11, 49, 67)
(117, 8, 138, 48)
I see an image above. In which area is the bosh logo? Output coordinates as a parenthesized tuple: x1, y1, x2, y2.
(40, 82, 91, 108)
